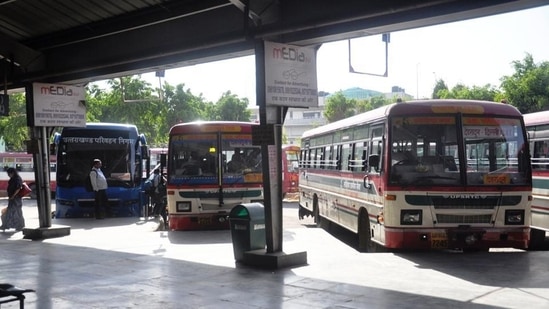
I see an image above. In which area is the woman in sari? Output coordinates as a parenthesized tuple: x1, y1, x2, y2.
(0, 167, 25, 231)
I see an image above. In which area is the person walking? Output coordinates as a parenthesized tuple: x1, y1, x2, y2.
(90, 159, 108, 219)
(150, 168, 166, 217)
(0, 167, 25, 231)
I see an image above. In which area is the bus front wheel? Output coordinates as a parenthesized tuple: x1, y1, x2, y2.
(313, 196, 321, 227)
(357, 209, 377, 252)
(529, 228, 547, 250)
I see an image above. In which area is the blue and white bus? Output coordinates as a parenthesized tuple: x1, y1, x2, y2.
(53, 123, 148, 218)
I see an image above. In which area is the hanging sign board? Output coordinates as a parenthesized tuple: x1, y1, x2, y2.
(32, 83, 86, 127)
(264, 41, 318, 108)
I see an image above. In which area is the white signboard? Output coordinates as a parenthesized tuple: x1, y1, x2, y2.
(463, 126, 513, 138)
(32, 82, 86, 127)
(264, 41, 318, 108)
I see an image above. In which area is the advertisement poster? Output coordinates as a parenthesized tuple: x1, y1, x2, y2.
(264, 41, 318, 108)
(32, 82, 86, 127)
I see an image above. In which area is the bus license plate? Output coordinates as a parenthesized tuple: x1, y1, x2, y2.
(198, 217, 211, 225)
(431, 232, 448, 249)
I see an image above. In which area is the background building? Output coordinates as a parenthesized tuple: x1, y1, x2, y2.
(249, 86, 412, 145)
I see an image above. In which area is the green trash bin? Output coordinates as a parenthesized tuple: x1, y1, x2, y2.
(229, 203, 266, 262)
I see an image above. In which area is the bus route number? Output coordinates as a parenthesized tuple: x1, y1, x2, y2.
(483, 174, 510, 185)
(431, 232, 448, 249)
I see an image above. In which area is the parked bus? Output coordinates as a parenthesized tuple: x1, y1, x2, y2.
(523, 110, 549, 248)
(149, 147, 167, 166)
(282, 145, 300, 200)
(299, 100, 532, 252)
(53, 123, 148, 218)
(167, 121, 263, 230)
(0, 152, 56, 199)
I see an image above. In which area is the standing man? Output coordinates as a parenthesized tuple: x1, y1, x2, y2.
(150, 168, 165, 217)
(90, 159, 108, 219)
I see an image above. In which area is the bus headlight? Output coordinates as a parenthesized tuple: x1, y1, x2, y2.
(401, 209, 422, 225)
(505, 209, 524, 225)
(176, 202, 191, 212)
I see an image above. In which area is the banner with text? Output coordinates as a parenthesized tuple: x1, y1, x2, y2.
(32, 83, 86, 127)
(264, 41, 318, 108)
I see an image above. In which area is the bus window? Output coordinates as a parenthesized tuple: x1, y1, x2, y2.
(352, 142, 367, 172)
(341, 143, 351, 171)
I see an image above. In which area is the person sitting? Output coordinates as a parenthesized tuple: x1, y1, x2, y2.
(392, 150, 417, 166)
(227, 153, 245, 172)
(179, 151, 202, 175)
(246, 149, 262, 170)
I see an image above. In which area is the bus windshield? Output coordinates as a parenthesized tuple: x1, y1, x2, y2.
(285, 149, 300, 172)
(169, 132, 261, 184)
(389, 115, 529, 186)
(57, 133, 136, 187)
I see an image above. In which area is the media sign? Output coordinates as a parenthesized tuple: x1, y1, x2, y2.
(264, 41, 318, 108)
(32, 83, 86, 127)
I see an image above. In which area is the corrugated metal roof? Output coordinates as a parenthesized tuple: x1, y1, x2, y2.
(0, 0, 170, 42)
(1, 0, 546, 90)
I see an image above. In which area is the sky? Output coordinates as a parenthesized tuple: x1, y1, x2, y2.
(136, 5, 549, 105)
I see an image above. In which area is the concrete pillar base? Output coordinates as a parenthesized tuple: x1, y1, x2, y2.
(239, 249, 307, 269)
(22, 225, 71, 240)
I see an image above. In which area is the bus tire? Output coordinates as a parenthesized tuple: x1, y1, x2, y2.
(529, 228, 547, 250)
(357, 209, 375, 252)
(313, 195, 321, 228)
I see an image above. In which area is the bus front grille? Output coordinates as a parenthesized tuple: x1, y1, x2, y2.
(436, 214, 492, 224)
(406, 195, 522, 209)
(432, 197, 498, 209)
(78, 200, 120, 208)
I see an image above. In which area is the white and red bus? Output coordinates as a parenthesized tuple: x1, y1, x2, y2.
(282, 145, 300, 200)
(0, 152, 56, 199)
(299, 100, 532, 252)
(149, 147, 167, 169)
(166, 121, 263, 230)
(523, 110, 549, 248)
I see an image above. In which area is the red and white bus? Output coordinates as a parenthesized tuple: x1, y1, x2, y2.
(299, 100, 532, 252)
(523, 110, 549, 248)
(149, 147, 167, 168)
(0, 152, 56, 199)
(166, 121, 263, 230)
(282, 145, 300, 200)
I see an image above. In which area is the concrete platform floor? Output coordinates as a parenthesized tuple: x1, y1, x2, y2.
(1, 200, 549, 308)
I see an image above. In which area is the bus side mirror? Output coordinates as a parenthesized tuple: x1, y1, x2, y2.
(142, 145, 150, 159)
(368, 154, 380, 172)
(518, 149, 529, 173)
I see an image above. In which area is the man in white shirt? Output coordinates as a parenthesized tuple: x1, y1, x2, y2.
(90, 159, 108, 219)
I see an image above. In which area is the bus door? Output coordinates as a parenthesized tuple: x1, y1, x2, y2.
(365, 125, 384, 193)
(366, 125, 385, 243)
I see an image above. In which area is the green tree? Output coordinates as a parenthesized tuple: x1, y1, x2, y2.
(356, 96, 391, 113)
(101, 77, 158, 124)
(210, 91, 251, 121)
(323, 91, 357, 122)
(500, 53, 549, 113)
(163, 83, 209, 127)
(85, 76, 170, 147)
(0, 92, 29, 151)
(432, 79, 448, 99)
(436, 83, 500, 101)
(86, 83, 111, 122)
